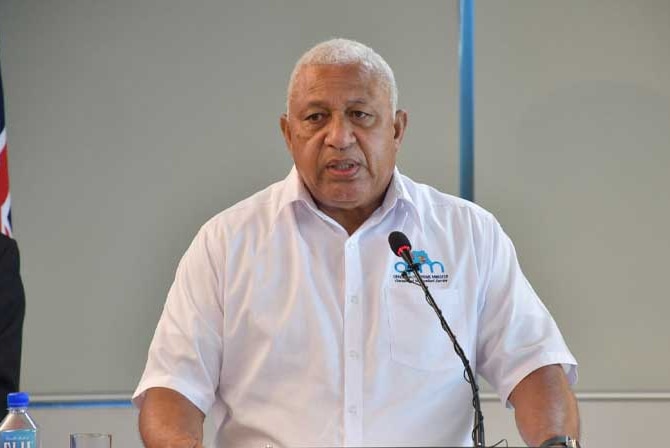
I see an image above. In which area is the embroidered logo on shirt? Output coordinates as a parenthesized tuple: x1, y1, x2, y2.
(392, 250, 449, 284)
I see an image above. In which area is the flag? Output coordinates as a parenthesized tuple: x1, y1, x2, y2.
(0, 60, 13, 237)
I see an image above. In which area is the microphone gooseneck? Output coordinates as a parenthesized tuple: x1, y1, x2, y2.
(388, 231, 486, 448)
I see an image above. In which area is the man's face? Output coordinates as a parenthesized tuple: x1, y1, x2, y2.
(280, 63, 407, 218)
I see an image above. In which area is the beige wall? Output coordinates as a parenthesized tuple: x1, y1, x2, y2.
(475, 0, 670, 392)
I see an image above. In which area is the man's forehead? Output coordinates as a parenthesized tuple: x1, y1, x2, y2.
(290, 64, 385, 106)
(298, 62, 372, 78)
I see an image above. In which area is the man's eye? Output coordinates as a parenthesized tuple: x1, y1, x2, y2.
(351, 111, 371, 120)
(305, 113, 324, 123)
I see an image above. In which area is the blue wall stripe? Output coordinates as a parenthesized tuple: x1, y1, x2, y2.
(30, 400, 133, 409)
(459, 0, 475, 201)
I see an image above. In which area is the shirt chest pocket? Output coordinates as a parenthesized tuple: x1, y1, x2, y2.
(385, 284, 469, 371)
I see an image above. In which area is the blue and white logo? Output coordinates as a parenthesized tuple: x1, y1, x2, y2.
(392, 249, 449, 285)
(394, 249, 445, 274)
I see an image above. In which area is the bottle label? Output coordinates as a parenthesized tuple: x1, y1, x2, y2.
(1, 429, 37, 448)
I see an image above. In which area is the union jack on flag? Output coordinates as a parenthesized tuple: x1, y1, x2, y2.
(0, 61, 13, 237)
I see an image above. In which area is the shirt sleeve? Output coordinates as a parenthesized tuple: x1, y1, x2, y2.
(132, 226, 224, 414)
(475, 217, 577, 407)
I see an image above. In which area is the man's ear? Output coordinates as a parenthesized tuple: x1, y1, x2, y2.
(280, 113, 292, 152)
(393, 109, 408, 144)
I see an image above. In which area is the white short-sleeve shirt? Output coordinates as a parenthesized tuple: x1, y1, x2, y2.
(133, 167, 577, 447)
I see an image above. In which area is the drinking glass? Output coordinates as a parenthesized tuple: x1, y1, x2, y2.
(69, 433, 112, 448)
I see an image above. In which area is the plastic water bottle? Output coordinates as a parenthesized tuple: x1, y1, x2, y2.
(0, 392, 40, 448)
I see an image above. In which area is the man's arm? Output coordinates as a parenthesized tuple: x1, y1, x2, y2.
(138, 387, 206, 448)
(508, 364, 580, 447)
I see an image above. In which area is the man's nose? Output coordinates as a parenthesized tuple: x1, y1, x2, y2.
(324, 115, 356, 150)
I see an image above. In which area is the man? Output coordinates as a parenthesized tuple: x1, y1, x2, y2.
(0, 234, 25, 420)
(134, 39, 580, 447)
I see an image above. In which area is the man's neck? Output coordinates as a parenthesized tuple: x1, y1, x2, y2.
(318, 203, 379, 235)
(303, 179, 394, 236)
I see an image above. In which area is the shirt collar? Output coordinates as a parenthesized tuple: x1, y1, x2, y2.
(275, 166, 319, 216)
(378, 167, 423, 229)
(275, 165, 423, 229)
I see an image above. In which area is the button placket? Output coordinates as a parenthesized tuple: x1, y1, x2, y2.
(343, 236, 363, 446)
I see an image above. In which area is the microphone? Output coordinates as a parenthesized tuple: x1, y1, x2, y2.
(388, 231, 415, 269)
(388, 231, 486, 448)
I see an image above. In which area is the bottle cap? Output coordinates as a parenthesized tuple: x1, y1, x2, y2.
(7, 392, 30, 408)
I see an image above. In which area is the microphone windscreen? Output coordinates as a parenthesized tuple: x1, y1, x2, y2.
(388, 231, 412, 256)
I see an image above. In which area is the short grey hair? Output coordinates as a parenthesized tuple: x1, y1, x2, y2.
(286, 38, 398, 115)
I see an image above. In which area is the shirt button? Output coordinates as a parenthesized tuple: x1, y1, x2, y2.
(350, 295, 359, 304)
(348, 405, 357, 415)
(349, 350, 359, 360)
